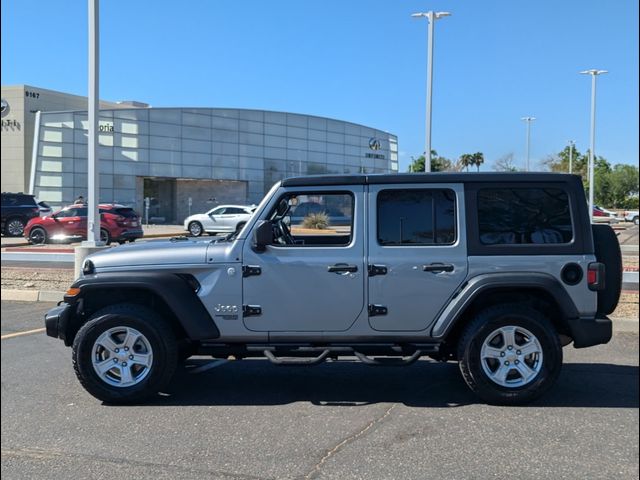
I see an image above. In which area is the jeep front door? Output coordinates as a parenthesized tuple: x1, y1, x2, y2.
(367, 184, 468, 332)
(242, 188, 365, 332)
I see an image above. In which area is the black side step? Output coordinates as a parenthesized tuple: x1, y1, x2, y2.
(353, 350, 422, 366)
(263, 349, 330, 366)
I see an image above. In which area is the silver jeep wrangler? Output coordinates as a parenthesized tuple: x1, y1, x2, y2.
(45, 173, 621, 405)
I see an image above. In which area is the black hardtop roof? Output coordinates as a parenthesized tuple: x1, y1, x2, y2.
(281, 172, 582, 187)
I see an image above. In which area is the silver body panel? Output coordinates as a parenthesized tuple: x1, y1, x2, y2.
(86, 180, 598, 343)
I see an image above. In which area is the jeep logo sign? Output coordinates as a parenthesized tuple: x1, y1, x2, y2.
(369, 138, 381, 151)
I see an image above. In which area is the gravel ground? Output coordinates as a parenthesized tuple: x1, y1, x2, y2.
(1, 268, 74, 292)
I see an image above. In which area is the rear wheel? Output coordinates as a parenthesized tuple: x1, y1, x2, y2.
(72, 304, 178, 403)
(458, 304, 562, 405)
(29, 227, 48, 245)
(235, 221, 246, 233)
(188, 221, 203, 237)
(100, 228, 111, 245)
(6, 217, 26, 237)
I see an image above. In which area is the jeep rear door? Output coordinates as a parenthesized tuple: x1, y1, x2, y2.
(367, 184, 468, 332)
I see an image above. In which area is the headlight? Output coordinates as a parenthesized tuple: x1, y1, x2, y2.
(82, 259, 95, 275)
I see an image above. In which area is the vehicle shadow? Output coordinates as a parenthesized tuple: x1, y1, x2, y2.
(147, 359, 639, 409)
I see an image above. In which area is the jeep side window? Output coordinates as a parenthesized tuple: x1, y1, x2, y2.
(477, 188, 573, 245)
(270, 192, 354, 247)
(377, 189, 456, 245)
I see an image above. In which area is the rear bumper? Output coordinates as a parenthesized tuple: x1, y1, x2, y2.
(568, 315, 612, 348)
(116, 229, 143, 240)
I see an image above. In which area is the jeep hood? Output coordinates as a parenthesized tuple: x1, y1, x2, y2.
(87, 238, 233, 269)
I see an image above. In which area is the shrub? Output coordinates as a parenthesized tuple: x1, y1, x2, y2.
(302, 212, 329, 229)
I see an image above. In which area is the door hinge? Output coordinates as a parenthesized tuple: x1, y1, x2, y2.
(368, 304, 388, 316)
(242, 265, 262, 277)
(368, 264, 388, 276)
(242, 305, 262, 317)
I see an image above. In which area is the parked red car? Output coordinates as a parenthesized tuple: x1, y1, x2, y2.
(24, 204, 143, 245)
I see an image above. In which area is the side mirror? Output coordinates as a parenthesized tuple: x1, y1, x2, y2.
(252, 220, 272, 252)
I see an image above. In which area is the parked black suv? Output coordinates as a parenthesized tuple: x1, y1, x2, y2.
(1, 192, 40, 237)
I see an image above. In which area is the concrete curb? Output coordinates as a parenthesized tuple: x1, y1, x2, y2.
(1, 289, 65, 302)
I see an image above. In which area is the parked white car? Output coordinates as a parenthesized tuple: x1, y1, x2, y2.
(624, 210, 639, 225)
(183, 205, 256, 237)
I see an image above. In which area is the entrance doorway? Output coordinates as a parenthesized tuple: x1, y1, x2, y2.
(143, 178, 176, 224)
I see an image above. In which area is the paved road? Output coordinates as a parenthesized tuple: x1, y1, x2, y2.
(1, 301, 638, 479)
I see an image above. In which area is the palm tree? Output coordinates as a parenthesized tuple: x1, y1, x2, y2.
(459, 153, 474, 172)
(473, 152, 485, 172)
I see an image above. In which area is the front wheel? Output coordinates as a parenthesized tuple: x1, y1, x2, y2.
(188, 221, 203, 237)
(29, 227, 48, 245)
(457, 304, 562, 405)
(72, 304, 178, 403)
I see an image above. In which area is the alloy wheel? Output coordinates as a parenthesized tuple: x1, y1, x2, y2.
(91, 326, 154, 387)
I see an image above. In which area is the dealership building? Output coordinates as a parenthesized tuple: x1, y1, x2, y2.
(1, 84, 399, 223)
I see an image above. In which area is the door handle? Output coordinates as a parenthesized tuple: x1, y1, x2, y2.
(422, 263, 454, 273)
(327, 263, 358, 273)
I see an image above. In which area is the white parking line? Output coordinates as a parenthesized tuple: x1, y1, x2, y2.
(188, 359, 229, 374)
(1, 328, 46, 340)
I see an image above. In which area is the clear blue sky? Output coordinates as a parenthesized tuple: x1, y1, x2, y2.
(2, 0, 638, 171)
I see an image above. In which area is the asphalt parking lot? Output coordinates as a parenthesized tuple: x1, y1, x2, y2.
(1, 301, 638, 480)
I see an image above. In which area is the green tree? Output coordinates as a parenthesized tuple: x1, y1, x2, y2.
(459, 153, 475, 172)
(545, 147, 639, 208)
(472, 152, 484, 172)
(609, 164, 640, 208)
(408, 150, 454, 172)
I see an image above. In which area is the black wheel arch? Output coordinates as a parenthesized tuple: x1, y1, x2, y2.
(432, 273, 579, 355)
(60, 272, 219, 346)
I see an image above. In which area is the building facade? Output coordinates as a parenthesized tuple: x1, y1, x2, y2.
(1, 85, 124, 194)
(3, 85, 399, 224)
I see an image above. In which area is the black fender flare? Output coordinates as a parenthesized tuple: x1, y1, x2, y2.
(430, 273, 580, 339)
(67, 272, 219, 340)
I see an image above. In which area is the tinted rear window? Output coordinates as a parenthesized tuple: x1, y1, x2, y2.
(478, 188, 573, 245)
(115, 208, 137, 218)
(377, 189, 456, 246)
(2, 194, 36, 207)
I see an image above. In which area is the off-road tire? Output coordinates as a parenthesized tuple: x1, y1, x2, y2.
(72, 303, 178, 403)
(591, 224, 622, 315)
(457, 304, 562, 405)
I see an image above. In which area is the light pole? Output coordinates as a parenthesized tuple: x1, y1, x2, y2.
(568, 140, 575, 174)
(580, 69, 607, 223)
(86, 0, 101, 246)
(520, 116, 536, 171)
(411, 10, 451, 172)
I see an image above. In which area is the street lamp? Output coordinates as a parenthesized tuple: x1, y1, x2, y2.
(411, 11, 451, 172)
(580, 69, 607, 223)
(567, 140, 575, 174)
(520, 116, 536, 171)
